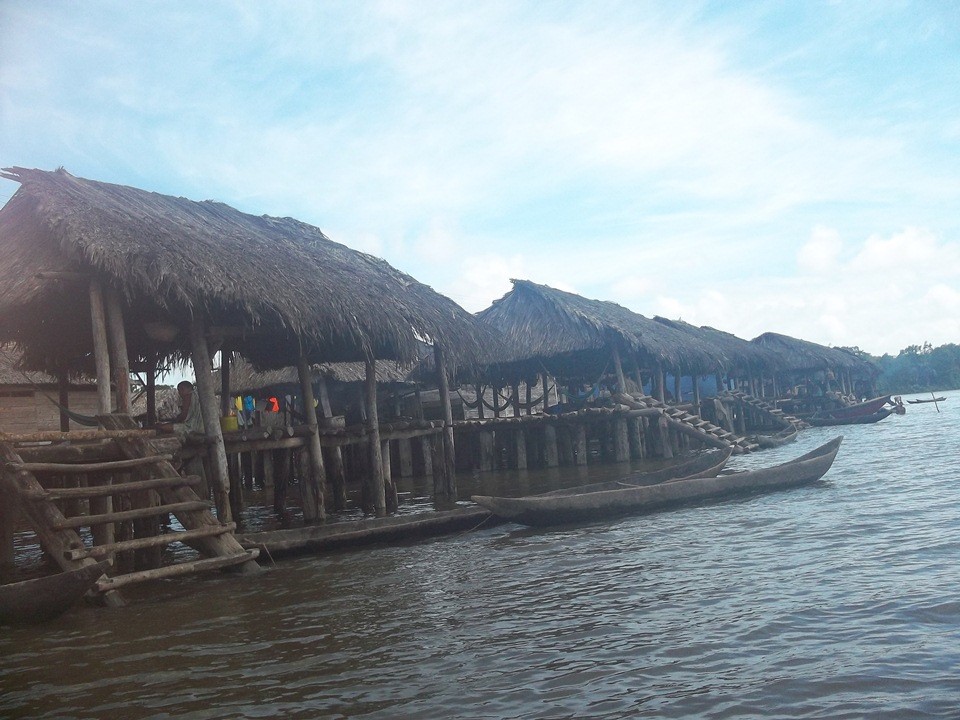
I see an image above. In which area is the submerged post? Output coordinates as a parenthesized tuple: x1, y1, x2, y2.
(189, 317, 232, 524)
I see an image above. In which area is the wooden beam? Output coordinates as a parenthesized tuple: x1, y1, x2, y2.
(189, 317, 232, 524)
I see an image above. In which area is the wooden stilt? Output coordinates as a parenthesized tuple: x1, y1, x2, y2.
(296, 354, 327, 522)
(434, 345, 457, 503)
(612, 346, 627, 393)
(543, 425, 558, 467)
(88, 279, 112, 415)
(189, 317, 232, 524)
(364, 356, 386, 516)
(104, 287, 131, 414)
(57, 371, 70, 432)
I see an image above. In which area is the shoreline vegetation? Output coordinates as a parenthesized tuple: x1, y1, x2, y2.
(843, 342, 960, 395)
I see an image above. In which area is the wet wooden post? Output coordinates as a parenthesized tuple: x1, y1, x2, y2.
(434, 345, 457, 502)
(573, 424, 587, 466)
(478, 429, 495, 471)
(364, 356, 386, 516)
(297, 354, 327, 522)
(88, 280, 115, 552)
(104, 288, 131, 414)
(189, 317, 232, 524)
(316, 376, 346, 511)
(381, 439, 397, 512)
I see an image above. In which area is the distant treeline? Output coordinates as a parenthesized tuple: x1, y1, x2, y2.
(841, 342, 960, 395)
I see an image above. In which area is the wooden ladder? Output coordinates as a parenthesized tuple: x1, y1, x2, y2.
(0, 415, 259, 607)
(723, 390, 809, 429)
(616, 393, 758, 453)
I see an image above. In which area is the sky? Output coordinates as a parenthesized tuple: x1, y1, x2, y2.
(2, 0, 959, 358)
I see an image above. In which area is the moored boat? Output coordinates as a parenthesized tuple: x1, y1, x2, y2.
(0, 560, 110, 625)
(471, 438, 841, 527)
(807, 408, 892, 427)
(752, 425, 799, 449)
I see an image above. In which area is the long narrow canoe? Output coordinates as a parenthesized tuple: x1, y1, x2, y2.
(807, 408, 892, 427)
(0, 560, 110, 625)
(472, 437, 842, 527)
(823, 395, 890, 419)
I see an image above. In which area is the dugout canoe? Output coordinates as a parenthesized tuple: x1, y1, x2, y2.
(0, 560, 109, 625)
(471, 437, 841, 527)
(807, 408, 892, 427)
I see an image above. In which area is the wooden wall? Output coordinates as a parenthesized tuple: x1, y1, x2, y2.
(0, 385, 100, 433)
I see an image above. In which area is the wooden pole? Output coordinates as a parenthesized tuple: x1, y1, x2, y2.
(88, 279, 112, 414)
(296, 354, 327, 522)
(612, 346, 627, 393)
(57, 371, 70, 432)
(189, 317, 232, 524)
(434, 345, 457, 503)
(364, 356, 386, 516)
(104, 287, 131, 414)
(146, 358, 157, 426)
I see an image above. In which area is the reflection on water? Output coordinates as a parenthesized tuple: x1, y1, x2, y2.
(4, 392, 960, 719)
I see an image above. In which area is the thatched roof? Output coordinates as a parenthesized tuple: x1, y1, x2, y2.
(0, 167, 494, 373)
(0, 345, 95, 387)
(475, 280, 718, 382)
(653, 317, 779, 375)
(751, 332, 876, 374)
(222, 356, 419, 396)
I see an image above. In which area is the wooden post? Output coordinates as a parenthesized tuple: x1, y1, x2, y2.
(382, 440, 398, 512)
(57, 371, 70, 432)
(316, 376, 346, 511)
(612, 346, 627, 393)
(543, 424, 558, 467)
(434, 345, 457, 503)
(573, 424, 587, 466)
(88, 279, 112, 414)
(146, 358, 157, 426)
(364, 356, 386, 516)
(297, 354, 327, 522)
(104, 287, 131, 414)
(189, 317, 232, 524)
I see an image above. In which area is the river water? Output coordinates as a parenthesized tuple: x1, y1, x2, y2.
(3, 392, 960, 719)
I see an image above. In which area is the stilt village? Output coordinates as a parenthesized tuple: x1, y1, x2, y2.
(0, 167, 889, 616)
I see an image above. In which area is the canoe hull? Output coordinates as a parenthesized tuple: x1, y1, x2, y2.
(0, 560, 110, 625)
(472, 437, 842, 527)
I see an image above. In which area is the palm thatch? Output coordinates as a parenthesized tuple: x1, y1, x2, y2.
(0, 167, 496, 374)
(653, 317, 779, 376)
(752, 332, 876, 375)
(475, 280, 719, 383)
(221, 356, 420, 396)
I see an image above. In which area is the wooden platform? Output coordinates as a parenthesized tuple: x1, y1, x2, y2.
(236, 506, 495, 557)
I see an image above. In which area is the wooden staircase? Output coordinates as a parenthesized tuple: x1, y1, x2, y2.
(0, 414, 259, 607)
(615, 392, 758, 454)
(722, 390, 809, 430)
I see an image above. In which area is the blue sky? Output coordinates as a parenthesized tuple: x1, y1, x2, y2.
(2, 0, 959, 356)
